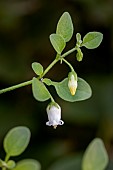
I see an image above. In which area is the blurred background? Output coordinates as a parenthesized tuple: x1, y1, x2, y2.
(0, 0, 113, 169)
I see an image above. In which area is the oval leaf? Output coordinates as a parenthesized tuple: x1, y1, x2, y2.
(13, 159, 41, 170)
(50, 34, 66, 54)
(7, 160, 16, 169)
(82, 32, 103, 49)
(32, 77, 50, 101)
(76, 33, 81, 42)
(56, 12, 74, 42)
(82, 138, 109, 170)
(4, 126, 31, 157)
(32, 62, 43, 76)
(53, 77, 92, 102)
(42, 78, 53, 86)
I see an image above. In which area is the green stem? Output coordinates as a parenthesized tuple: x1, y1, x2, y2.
(61, 47, 76, 58)
(0, 47, 77, 94)
(41, 58, 58, 77)
(0, 80, 32, 94)
(50, 95, 55, 103)
(62, 58, 75, 72)
(5, 154, 10, 162)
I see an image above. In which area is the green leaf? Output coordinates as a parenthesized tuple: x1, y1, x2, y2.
(56, 12, 74, 42)
(7, 160, 16, 169)
(76, 33, 81, 42)
(53, 77, 92, 102)
(82, 138, 109, 170)
(13, 159, 41, 170)
(32, 77, 50, 101)
(4, 126, 31, 157)
(32, 62, 43, 76)
(76, 33, 82, 47)
(50, 34, 66, 54)
(82, 32, 103, 49)
(42, 78, 53, 86)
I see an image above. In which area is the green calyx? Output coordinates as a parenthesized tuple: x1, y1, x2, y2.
(68, 71, 77, 81)
(47, 102, 59, 110)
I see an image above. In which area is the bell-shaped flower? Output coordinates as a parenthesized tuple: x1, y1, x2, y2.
(46, 102, 64, 129)
(68, 71, 78, 95)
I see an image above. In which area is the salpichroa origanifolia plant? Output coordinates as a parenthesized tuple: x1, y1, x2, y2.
(0, 11, 109, 170)
(0, 12, 103, 129)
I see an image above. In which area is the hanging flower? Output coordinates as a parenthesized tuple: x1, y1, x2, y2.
(46, 102, 64, 129)
(68, 71, 78, 95)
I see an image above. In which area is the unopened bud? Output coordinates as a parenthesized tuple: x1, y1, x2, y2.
(68, 72, 78, 95)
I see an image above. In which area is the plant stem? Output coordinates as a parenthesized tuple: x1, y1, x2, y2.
(62, 58, 75, 72)
(0, 80, 32, 94)
(61, 47, 76, 58)
(0, 47, 77, 94)
(5, 154, 10, 162)
(41, 58, 58, 77)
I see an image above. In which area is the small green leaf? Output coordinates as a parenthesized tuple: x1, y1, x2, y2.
(7, 160, 16, 169)
(13, 159, 41, 170)
(4, 126, 31, 157)
(53, 77, 92, 102)
(56, 12, 74, 42)
(76, 33, 82, 42)
(82, 32, 103, 49)
(50, 34, 66, 54)
(82, 138, 109, 170)
(32, 77, 50, 101)
(32, 62, 43, 76)
(42, 78, 53, 86)
(76, 33, 82, 47)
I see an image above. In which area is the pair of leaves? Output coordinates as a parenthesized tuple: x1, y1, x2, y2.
(32, 77, 91, 102)
(31, 62, 92, 102)
(3, 127, 41, 170)
(50, 12, 74, 54)
(82, 138, 109, 170)
(50, 12, 103, 54)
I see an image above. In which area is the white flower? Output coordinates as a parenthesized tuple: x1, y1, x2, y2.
(46, 102, 64, 129)
(68, 72, 77, 96)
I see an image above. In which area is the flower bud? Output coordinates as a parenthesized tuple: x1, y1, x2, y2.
(68, 72, 77, 96)
(46, 102, 64, 129)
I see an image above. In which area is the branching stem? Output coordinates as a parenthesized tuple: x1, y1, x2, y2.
(0, 47, 77, 94)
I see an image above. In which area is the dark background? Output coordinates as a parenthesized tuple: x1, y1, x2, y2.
(0, 0, 113, 169)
